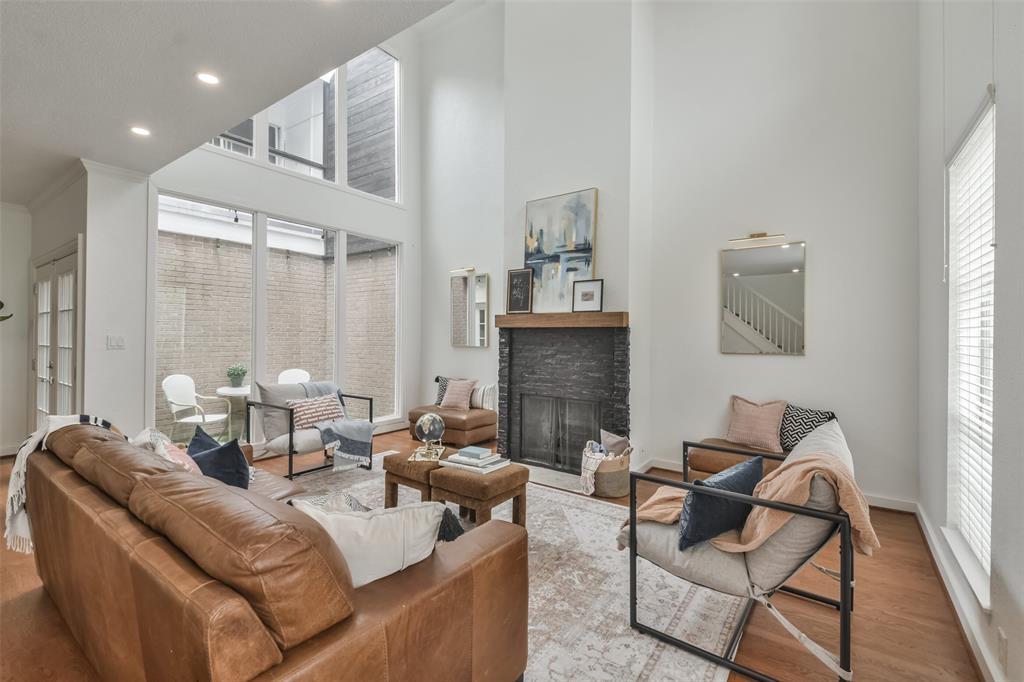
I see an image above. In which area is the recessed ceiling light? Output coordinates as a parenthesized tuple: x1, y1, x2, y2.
(732, 272, 740, 277)
(130, 126, 151, 136)
(780, 244, 791, 249)
(792, 268, 800, 273)
(196, 72, 220, 85)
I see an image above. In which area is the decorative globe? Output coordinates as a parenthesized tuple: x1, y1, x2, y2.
(414, 413, 445, 443)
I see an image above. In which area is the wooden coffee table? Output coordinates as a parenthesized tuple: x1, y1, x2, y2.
(382, 449, 453, 507)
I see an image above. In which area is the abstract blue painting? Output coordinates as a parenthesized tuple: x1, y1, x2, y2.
(524, 188, 597, 312)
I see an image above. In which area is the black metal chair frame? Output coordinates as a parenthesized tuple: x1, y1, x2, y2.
(245, 393, 374, 479)
(629, 441, 854, 682)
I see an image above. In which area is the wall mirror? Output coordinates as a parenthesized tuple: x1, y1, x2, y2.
(720, 242, 805, 355)
(451, 270, 489, 347)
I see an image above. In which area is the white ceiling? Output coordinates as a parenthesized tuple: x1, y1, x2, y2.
(0, 0, 448, 206)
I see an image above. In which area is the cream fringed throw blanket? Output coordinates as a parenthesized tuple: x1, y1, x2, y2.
(623, 453, 880, 556)
(5, 415, 124, 553)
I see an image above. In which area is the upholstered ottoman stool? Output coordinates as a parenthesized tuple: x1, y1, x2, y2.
(382, 449, 452, 507)
(429, 463, 529, 526)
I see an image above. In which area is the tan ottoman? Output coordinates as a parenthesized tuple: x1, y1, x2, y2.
(429, 463, 529, 526)
(382, 449, 452, 507)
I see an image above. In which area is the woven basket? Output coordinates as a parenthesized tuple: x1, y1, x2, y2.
(593, 446, 632, 498)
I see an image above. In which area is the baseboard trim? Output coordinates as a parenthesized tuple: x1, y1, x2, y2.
(916, 505, 999, 682)
(1, 443, 22, 457)
(863, 494, 917, 512)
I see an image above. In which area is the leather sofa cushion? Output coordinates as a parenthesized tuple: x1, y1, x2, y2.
(45, 423, 137, 468)
(430, 462, 529, 500)
(687, 438, 785, 477)
(129, 471, 355, 650)
(249, 469, 306, 501)
(408, 405, 497, 431)
(65, 431, 182, 506)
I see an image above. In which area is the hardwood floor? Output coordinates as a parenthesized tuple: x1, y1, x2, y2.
(0, 433, 981, 682)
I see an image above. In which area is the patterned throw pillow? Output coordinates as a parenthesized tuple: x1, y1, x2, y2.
(286, 394, 345, 430)
(779, 404, 837, 451)
(435, 376, 453, 405)
(469, 383, 498, 411)
(725, 395, 788, 454)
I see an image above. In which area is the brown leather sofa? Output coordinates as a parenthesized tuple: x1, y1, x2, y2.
(27, 425, 528, 682)
(408, 405, 497, 447)
(684, 438, 789, 480)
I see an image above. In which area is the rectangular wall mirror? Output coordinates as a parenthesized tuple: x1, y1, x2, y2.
(720, 242, 805, 355)
(451, 270, 489, 347)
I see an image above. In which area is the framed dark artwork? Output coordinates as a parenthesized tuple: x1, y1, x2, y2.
(572, 279, 604, 313)
(524, 188, 597, 312)
(506, 268, 533, 314)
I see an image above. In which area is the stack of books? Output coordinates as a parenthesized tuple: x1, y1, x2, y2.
(439, 446, 510, 474)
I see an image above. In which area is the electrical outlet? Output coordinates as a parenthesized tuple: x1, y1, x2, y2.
(105, 335, 125, 350)
(998, 627, 1008, 672)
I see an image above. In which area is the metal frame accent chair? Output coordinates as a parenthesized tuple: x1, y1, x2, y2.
(161, 374, 231, 443)
(628, 440, 854, 682)
(245, 388, 374, 479)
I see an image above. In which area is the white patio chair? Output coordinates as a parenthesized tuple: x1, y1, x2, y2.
(161, 374, 231, 443)
(277, 368, 311, 384)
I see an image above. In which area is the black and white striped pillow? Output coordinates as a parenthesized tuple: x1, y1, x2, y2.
(435, 376, 451, 405)
(779, 404, 837, 451)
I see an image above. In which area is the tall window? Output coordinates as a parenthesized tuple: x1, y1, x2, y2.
(211, 119, 255, 158)
(947, 105, 996, 575)
(265, 219, 336, 383)
(344, 237, 398, 419)
(267, 72, 337, 180)
(155, 197, 253, 442)
(346, 47, 398, 200)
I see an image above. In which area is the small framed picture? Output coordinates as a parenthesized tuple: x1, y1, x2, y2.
(572, 279, 604, 312)
(506, 269, 533, 314)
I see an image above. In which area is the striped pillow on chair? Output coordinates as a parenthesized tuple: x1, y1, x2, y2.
(286, 394, 345, 430)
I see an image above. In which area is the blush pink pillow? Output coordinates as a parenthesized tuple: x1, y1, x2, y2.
(162, 442, 199, 474)
(440, 379, 478, 410)
(725, 395, 788, 454)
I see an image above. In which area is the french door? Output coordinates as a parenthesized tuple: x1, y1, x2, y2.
(33, 253, 78, 427)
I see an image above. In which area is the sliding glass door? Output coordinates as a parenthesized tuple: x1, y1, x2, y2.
(153, 194, 399, 442)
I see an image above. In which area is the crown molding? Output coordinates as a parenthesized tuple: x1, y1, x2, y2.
(28, 160, 86, 213)
(80, 158, 149, 184)
(0, 202, 31, 215)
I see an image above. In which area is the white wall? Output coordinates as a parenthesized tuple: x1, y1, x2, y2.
(640, 2, 920, 505)
(81, 164, 150, 433)
(503, 1, 631, 311)
(417, 1, 505, 403)
(0, 204, 32, 452)
(918, 1, 1024, 678)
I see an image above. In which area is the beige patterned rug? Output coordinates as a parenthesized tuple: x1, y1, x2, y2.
(297, 455, 745, 681)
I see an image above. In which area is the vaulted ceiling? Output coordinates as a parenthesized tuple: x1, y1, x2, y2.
(0, 0, 448, 205)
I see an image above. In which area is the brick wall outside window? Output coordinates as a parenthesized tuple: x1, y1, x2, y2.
(154, 231, 397, 438)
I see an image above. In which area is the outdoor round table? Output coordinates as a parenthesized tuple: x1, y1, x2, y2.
(216, 385, 251, 439)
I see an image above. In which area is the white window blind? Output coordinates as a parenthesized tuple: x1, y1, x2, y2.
(947, 104, 995, 575)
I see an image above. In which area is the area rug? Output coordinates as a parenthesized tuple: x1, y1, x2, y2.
(296, 454, 745, 681)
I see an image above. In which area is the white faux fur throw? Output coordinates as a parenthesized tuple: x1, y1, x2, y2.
(4, 415, 123, 554)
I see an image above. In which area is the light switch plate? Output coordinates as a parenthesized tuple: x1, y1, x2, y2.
(106, 335, 125, 350)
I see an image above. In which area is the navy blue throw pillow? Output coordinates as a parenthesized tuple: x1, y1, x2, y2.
(678, 456, 763, 552)
(187, 426, 221, 456)
(191, 439, 250, 489)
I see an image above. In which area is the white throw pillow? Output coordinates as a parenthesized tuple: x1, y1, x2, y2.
(291, 500, 445, 588)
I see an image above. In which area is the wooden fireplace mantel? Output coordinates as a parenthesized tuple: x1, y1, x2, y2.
(494, 311, 629, 329)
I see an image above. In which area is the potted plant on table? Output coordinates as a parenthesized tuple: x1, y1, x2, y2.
(226, 363, 247, 388)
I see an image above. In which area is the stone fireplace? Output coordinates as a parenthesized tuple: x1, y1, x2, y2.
(496, 313, 629, 475)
